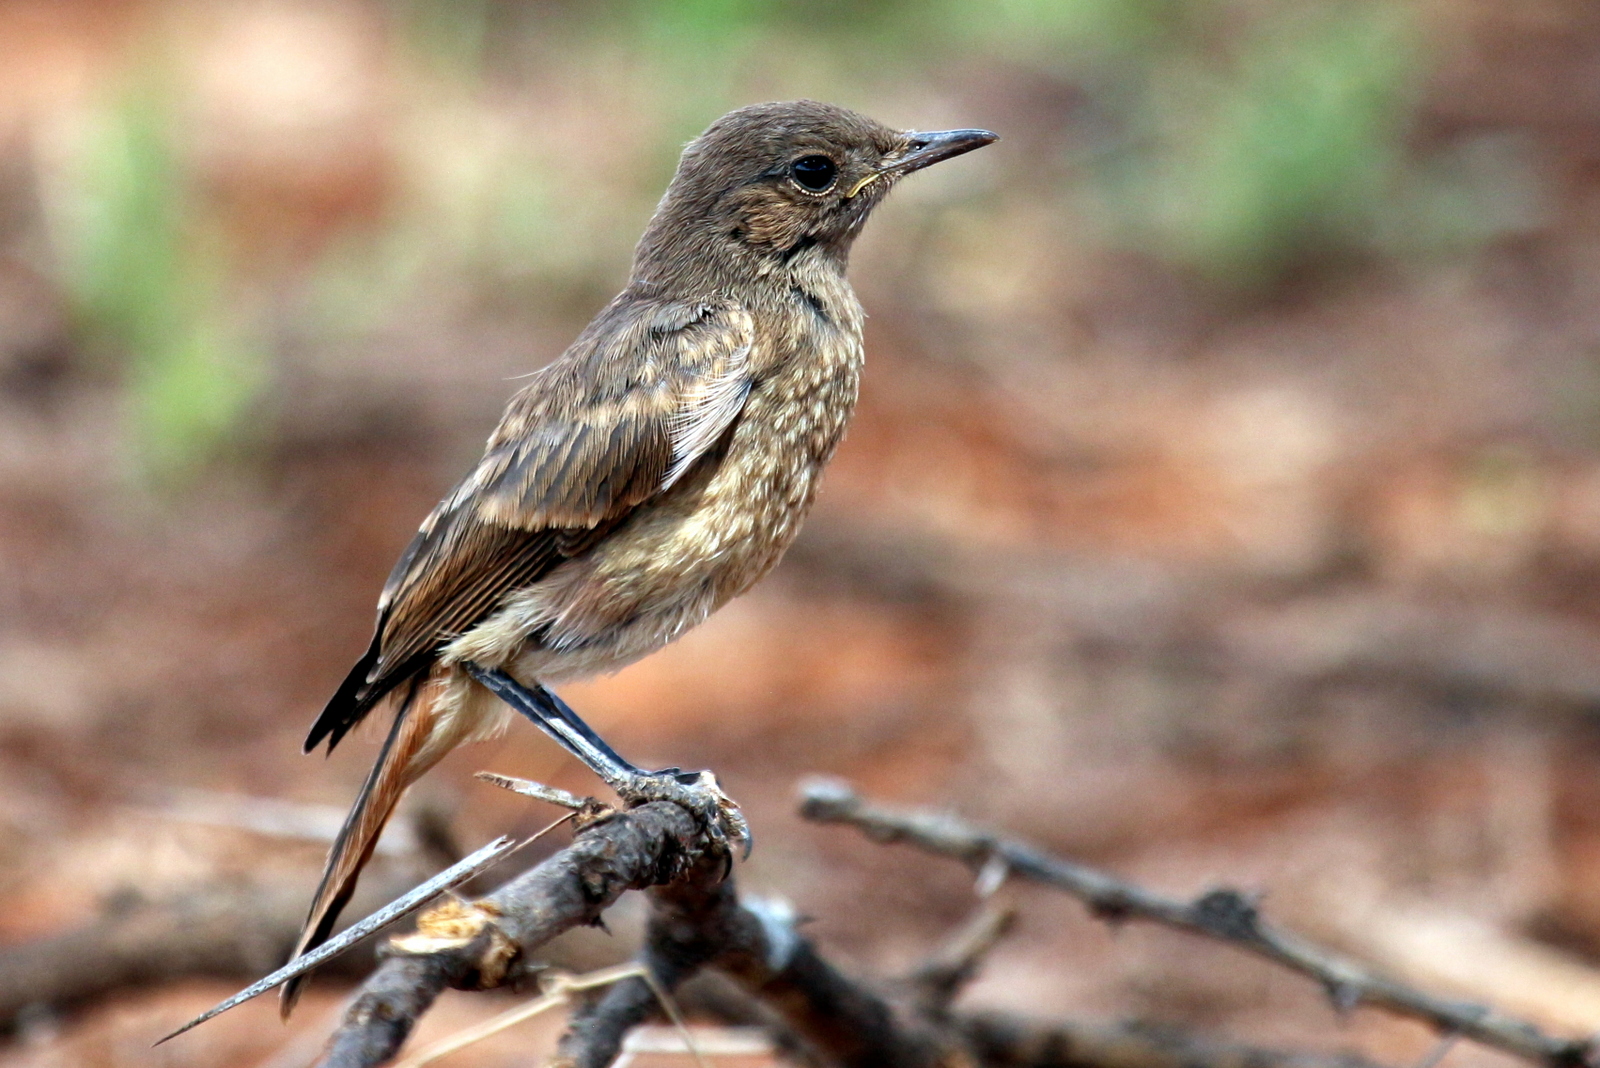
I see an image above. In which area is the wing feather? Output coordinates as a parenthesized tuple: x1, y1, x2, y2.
(304, 299, 755, 753)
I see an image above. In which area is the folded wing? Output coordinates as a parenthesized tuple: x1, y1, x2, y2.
(304, 299, 754, 753)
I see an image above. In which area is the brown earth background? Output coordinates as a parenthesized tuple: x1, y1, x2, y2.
(6, 1, 1600, 1065)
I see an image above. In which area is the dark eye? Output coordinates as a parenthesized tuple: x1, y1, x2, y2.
(790, 155, 837, 192)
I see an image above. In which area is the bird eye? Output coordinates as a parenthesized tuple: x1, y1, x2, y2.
(790, 155, 837, 192)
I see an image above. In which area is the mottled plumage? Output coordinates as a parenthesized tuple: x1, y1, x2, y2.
(284, 101, 995, 1009)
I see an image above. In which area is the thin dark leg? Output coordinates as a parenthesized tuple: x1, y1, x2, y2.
(465, 661, 747, 855)
(535, 685, 652, 771)
(465, 663, 694, 787)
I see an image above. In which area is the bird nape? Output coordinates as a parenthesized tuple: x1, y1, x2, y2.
(278, 100, 996, 1014)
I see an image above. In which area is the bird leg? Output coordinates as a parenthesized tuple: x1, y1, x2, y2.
(463, 663, 749, 856)
(465, 663, 650, 785)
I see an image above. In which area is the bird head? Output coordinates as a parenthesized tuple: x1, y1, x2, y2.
(636, 100, 997, 280)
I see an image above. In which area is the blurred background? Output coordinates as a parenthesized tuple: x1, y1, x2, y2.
(4, 0, 1600, 1065)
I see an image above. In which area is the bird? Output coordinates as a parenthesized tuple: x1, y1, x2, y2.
(282, 100, 996, 1011)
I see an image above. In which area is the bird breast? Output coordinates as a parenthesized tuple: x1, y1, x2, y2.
(458, 272, 865, 682)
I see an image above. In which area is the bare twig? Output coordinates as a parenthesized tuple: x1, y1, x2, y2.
(315, 801, 713, 1068)
(159, 835, 523, 1043)
(473, 772, 600, 814)
(0, 882, 351, 1032)
(909, 904, 1018, 1009)
(313, 793, 948, 1068)
(1412, 1034, 1462, 1068)
(0, 804, 462, 1034)
(799, 778, 1600, 1068)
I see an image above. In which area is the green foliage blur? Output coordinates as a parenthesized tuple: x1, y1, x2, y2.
(49, 71, 262, 484)
(44, 0, 1535, 480)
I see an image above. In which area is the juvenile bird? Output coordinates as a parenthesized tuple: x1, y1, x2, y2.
(284, 100, 996, 1009)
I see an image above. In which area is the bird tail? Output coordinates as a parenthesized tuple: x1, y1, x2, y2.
(280, 678, 434, 1016)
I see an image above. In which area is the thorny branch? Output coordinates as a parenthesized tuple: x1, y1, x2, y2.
(315, 800, 709, 1068)
(293, 773, 1535, 1068)
(313, 786, 949, 1068)
(799, 777, 1600, 1068)
(281, 770, 1555, 1068)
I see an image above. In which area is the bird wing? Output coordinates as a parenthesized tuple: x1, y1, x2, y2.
(304, 299, 754, 753)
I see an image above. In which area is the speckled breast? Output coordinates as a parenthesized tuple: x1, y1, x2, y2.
(505, 273, 866, 681)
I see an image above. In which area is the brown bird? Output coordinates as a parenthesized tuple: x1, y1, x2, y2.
(282, 100, 996, 1010)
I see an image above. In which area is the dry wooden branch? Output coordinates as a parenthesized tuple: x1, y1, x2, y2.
(551, 849, 945, 1068)
(314, 792, 946, 1068)
(315, 800, 710, 1068)
(306, 779, 1414, 1068)
(798, 777, 1600, 1068)
(162, 836, 523, 1043)
(908, 903, 1017, 1010)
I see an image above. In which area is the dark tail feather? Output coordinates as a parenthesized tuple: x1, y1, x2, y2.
(280, 679, 425, 1017)
(303, 633, 384, 755)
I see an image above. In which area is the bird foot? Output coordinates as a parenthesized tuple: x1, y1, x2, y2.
(613, 767, 751, 860)
(462, 663, 749, 858)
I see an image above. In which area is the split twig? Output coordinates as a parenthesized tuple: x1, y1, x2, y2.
(548, 847, 943, 1068)
(158, 836, 523, 1043)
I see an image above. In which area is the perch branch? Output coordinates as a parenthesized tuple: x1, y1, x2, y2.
(799, 778, 1599, 1068)
(543, 846, 949, 1068)
(315, 800, 710, 1068)
(291, 778, 1470, 1068)
(314, 784, 951, 1068)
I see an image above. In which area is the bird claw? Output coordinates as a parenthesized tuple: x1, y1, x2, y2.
(617, 767, 751, 861)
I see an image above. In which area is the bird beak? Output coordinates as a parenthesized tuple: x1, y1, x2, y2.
(887, 128, 999, 175)
(846, 128, 998, 198)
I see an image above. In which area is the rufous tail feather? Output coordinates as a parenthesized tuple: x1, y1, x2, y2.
(279, 679, 435, 1016)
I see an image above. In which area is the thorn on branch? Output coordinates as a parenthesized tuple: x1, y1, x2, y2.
(1190, 889, 1266, 944)
(1087, 893, 1135, 926)
(975, 854, 1010, 898)
(742, 896, 803, 973)
(1324, 980, 1363, 1016)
